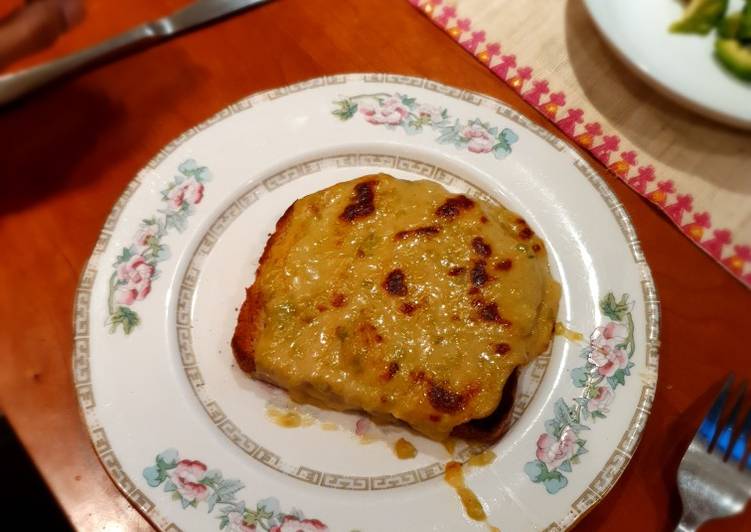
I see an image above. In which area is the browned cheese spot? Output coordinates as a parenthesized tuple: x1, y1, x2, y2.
(494, 343, 511, 355)
(436, 195, 475, 219)
(480, 215, 488, 224)
(495, 259, 513, 271)
(428, 382, 468, 413)
(331, 293, 347, 308)
(532, 243, 541, 252)
(358, 322, 382, 347)
(340, 180, 377, 222)
(473, 300, 511, 326)
(470, 260, 490, 287)
(400, 302, 417, 315)
(383, 269, 408, 296)
(381, 362, 400, 381)
(519, 226, 534, 240)
(394, 226, 441, 240)
(448, 266, 466, 276)
(471, 236, 492, 257)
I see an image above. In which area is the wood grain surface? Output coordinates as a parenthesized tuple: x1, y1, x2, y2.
(0, 0, 749, 530)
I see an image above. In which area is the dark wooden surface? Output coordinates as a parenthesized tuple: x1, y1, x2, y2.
(1, 0, 749, 530)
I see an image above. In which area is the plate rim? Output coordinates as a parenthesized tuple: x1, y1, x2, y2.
(72, 72, 661, 531)
(583, 0, 751, 130)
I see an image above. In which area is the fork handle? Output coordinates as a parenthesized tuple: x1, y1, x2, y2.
(675, 510, 701, 532)
(0, 18, 170, 105)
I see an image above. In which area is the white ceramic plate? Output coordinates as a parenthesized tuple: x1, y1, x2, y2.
(73, 74, 659, 532)
(584, 0, 751, 129)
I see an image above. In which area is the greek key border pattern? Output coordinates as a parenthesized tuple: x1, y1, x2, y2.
(73, 262, 179, 530)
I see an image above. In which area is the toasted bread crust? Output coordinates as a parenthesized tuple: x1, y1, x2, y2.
(450, 368, 518, 442)
(231, 285, 262, 373)
(231, 203, 296, 374)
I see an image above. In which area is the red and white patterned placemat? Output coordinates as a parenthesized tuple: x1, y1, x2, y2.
(410, 0, 751, 288)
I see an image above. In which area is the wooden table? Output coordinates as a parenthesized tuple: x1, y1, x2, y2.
(1, 0, 749, 530)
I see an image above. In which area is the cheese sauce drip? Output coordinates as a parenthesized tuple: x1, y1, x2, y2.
(266, 406, 313, 428)
(467, 449, 497, 467)
(444, 452, 500, 528)
(393, 438, 417, 459)
(444, 461, 486, 521)
(555, 322, 584, 342)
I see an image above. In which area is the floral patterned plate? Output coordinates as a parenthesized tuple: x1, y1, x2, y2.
(73, 74, 659, 532)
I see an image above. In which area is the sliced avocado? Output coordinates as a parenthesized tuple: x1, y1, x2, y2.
(715, 38, 751, 80)
(739, 0, 751, 41)
(718, 11, 741, 38)
(670, 0, 729, 35)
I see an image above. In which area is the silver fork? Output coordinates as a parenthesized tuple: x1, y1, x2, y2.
(676, 375, 751, 531)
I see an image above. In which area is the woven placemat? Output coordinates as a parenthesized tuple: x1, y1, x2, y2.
(410, 0, 751, 288)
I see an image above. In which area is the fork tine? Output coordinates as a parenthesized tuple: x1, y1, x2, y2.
(716, 381, 747, 458)
(697, 374, 734, 447)
(730, 404, 751, 465)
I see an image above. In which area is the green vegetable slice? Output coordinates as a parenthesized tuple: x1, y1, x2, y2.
(718, 11, 741, 38)
(715, 38, 751, 80)
(670, 0, 729, 35)
(739, 0, 751, 41)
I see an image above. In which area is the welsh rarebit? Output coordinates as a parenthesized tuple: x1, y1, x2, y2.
(232, 174, 560, 442)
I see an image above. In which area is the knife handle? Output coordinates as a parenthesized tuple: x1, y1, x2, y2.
(0, 19, 172, 106)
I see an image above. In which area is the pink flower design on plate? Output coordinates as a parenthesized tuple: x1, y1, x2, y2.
(587, 386, 614, 413)
(461, 123, 494, 153)
(535, 426, 577, 471)
(168, 459, 209, 503)
(359, 96, 408, 125)
(227, 512, 256, 532)
(588, 322, 628, 377)
(167, 177, 204, 210)
(134, 224, 159, 253)
(270, 516, 328, 532)
(115, 255, 155, 305)
(416, 103, 443, 123)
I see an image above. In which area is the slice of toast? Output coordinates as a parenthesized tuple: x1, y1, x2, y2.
(231, 174, 559, 442)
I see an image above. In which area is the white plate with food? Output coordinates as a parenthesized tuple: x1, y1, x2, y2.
(584, 0, 751, 129)
(73, 73, 659, 531)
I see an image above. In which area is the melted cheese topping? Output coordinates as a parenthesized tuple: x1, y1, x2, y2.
(249, 174, 560, 440)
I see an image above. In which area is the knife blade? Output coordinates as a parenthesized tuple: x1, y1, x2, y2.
(158, 0, 271, 36)
(0, 0, 272, 105)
